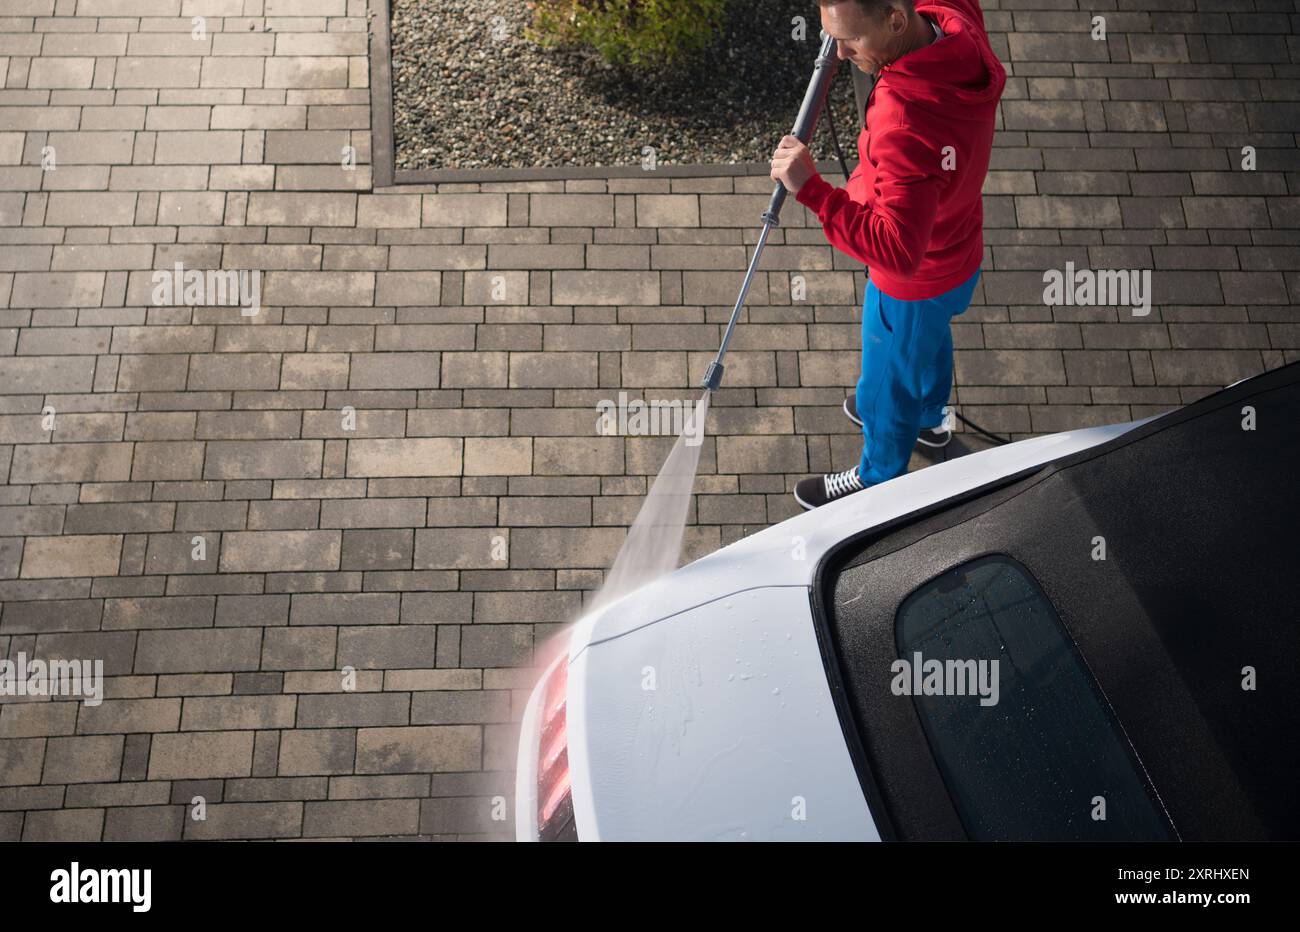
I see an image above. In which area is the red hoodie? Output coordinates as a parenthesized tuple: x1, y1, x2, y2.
(794, 0, 1006, 300)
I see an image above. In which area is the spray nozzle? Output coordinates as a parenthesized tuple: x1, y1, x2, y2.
(701, 361, 724, 392)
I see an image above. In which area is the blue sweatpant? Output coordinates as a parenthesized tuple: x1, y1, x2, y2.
(856, 269, 981, 486)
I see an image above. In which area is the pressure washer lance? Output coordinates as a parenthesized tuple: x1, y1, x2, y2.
(699, 30, 840, 394)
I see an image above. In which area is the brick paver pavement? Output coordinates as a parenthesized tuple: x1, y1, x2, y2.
(0, 0, 1296, 840)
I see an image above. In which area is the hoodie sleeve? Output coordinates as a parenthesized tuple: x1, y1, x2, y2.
(795, 124, 944, 279)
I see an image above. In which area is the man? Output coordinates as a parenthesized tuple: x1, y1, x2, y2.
(770, 0, 1006, 509)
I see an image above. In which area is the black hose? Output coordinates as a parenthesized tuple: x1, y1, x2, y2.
(823, 90, 852, 182)
(824, 69, 1010, 446)
(953, 411, 1012, 446)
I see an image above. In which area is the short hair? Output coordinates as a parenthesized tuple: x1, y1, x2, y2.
(816, 0, 914, 19)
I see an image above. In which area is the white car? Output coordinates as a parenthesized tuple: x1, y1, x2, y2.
(515, 363, 1299, 841)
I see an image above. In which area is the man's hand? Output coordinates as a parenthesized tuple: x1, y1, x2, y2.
(770, 135, 816, 194)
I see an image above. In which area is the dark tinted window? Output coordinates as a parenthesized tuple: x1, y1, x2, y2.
(896, 554, 1172, 840)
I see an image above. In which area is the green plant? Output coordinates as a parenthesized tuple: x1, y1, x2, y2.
(525, 0, 728, 70)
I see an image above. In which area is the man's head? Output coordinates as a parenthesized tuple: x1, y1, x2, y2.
(816, 0, 919, 75)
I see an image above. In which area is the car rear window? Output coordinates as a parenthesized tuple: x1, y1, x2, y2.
(895, 554, 1173, 840)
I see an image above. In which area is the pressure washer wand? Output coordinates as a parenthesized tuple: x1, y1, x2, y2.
(700, 31, 841, 393)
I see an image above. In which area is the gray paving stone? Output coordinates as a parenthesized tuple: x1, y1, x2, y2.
(184, 801, 303, 840)
(76, 699, 181, 735)
(0, 702, 79, 739)
(0, 738, 45, 787)
(223, 776, 328, 803)
(42, 735, 124, 785)
(31, 631, 137, 678)
(21, 535, 122, 579)
(337, 626, 437, 670)
(135, 628, 262, 674)
(289, 592, 399, 626)
(103, 596, 214, 630)
(278, 728, 356, 777)
(345, 438, 462, 477)
(400, 592, 473, 625)
(297, 693, 409, 728)
(354, 725, 480, 774)
(148, 731, 255, 781)
(340, 528, 413, 570)
(302, 798, 419, 837)
(459, 625, 532, 669)
(11, 444, 132, 484)
(219, 530, 341, 573)
(411, 690, 510, 725)
(181, 696, 297, 731)
(102, 805, 184, 841)
(22, 809, 104, 841)
(203, 440, 324, 481)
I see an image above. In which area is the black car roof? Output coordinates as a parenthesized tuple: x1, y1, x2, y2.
(815, 360, 1300, 840)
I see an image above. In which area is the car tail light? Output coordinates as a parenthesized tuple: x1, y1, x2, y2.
(536, 658, 577, 841)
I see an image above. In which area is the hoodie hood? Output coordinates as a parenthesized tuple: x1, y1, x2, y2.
(879, 0, 1007, 118)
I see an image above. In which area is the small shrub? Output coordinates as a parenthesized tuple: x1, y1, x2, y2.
(525, 0, 728, 70)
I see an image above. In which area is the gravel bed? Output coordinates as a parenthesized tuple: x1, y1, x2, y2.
(391, 0, 864, 173)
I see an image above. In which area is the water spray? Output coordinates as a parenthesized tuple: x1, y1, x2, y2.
(590, 34, 844, 612)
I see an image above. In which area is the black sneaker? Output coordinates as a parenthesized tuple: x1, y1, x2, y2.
(842, 395, 864, 427)
(916, 424, 951, 447)
(844, 395, 951, 447)
(794, 466, 867, 510)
